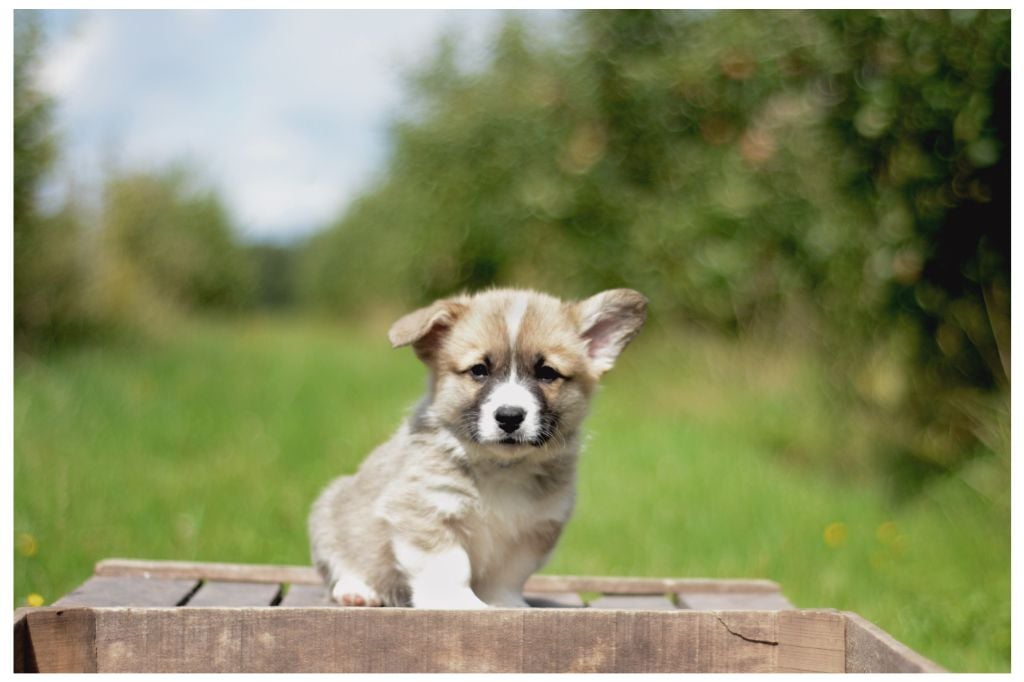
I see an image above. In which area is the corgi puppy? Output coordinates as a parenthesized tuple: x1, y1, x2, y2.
(308, 288, 647, 608)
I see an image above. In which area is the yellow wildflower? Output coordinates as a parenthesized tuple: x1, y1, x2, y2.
(16, 533, 38, 557)
(823, 521, 848, 548)
(876, 521, 899, 545)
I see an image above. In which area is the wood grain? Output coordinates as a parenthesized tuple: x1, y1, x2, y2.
(679, 591, 794, 611)
(14, 606, 945, 673)
(13, 608, 34, 673)
(54, 607, 790, 673)
(776, 610, 845, 673)
(54, 575, 199, 607)
(18, 608, 97, 673)
(525, 574, 783, 595)
(93, 608, 525, 673)
(185, 580, 281, 607)
(607, 610, 703, 672)
(92, 559, 786, 596)
(699, 610, 777, 672)
(844, 611, 945, 673)
(587, 594, 677, 610)
(94, 558, 320, 585)
(521, 609, 620, 672)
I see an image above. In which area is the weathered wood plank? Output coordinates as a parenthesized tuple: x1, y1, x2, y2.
(93, 559, 785, 596)
(13, 608, 35, 673)
(525, 574, 782, 595)
(587, 594, 676, 610)
(523, 592, 585, 608)
(521, 610, 706, 672)
(698, 610, 777, 673)
(95, 558, 320, 585)
(54, 576, 199, 607)
(278, 584, 333, 607)
(185, 580, 281, 607)
(714, 610, 778, 644)
(776, 610, 845, 673)
(521, 609, 620, 672)
(19, 608, 97, 673)
(93, 608, 526, 672)
(609, 610, 703, 672)
(844, 612, 945, 673)
(678, 591, 794, 611)
(78, 607, 798, 673)
(14, 606, 944, 674)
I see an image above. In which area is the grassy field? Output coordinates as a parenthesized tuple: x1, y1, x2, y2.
(13, 315, 1009, 671)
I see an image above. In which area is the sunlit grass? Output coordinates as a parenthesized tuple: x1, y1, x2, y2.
(13, 315, 1008, 671)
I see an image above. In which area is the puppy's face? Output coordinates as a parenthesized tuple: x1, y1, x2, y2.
(389, 289, 647, 458)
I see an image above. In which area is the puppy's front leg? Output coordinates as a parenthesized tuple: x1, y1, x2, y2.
(393, 538, 488, 609)
(475, 544, 546, 608)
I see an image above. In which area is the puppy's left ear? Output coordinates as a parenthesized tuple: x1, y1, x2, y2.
(388, 298, 467, 363)
(576, 289, 648, 376)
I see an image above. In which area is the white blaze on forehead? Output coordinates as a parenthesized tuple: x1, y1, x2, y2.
(504, 293, 530, 346)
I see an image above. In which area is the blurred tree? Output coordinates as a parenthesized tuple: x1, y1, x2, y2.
(819, 11, 1010, 473)
(299, 9, 1008, 483)
(102, 169, 254, 311)
(13, 10, 82, 346)
(13, 12, 54, 238)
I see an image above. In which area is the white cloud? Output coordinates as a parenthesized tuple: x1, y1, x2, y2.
(36, 9, 522, 241)
(38, 13, 111, 102)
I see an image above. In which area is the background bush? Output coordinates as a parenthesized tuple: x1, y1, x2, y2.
(297, 9, 1010, 484)
(101, 168, 254, 312)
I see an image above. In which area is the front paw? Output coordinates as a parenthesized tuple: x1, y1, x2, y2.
(413, 588, 489, 610)
(330, 577, 383, 607)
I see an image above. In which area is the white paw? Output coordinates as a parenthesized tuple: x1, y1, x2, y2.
(331, 576, 382, 607)
(413, 587, 489, 610)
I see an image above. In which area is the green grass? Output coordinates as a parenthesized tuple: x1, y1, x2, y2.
(14, 315, 1009, 671)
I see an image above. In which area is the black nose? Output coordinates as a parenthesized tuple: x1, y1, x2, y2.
(495, 405, 526, 433)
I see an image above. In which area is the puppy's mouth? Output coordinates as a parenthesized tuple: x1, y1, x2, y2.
(460, 410, 558, 449)
(495, 433, 551, 447)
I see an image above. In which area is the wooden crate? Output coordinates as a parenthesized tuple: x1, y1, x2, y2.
(13, 558, 943, 673)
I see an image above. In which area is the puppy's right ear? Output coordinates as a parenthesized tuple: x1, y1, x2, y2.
(575, 288, 648, 376)
(388, 298, 467, 363)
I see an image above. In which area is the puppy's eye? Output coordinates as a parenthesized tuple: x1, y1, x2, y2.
(469, 364, 489, 379)
(536, 364, 563, 383)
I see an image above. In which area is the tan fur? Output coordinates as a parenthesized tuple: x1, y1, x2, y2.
(308, 287, 646, 608)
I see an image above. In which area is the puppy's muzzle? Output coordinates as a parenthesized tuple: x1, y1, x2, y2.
(495, 405, 526, 434)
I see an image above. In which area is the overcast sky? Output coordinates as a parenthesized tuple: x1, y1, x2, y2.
(34, 10, 563, 242)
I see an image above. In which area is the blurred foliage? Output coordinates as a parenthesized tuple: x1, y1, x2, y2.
(102, 169, 254, 311)
(14, 12, 253, 349)
(13, 12, 89, 346)
(13, 15, 55, 228)
(297, 9, 1009, 483)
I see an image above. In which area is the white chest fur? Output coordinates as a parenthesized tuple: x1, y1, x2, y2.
(462, 463, 574, 580)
